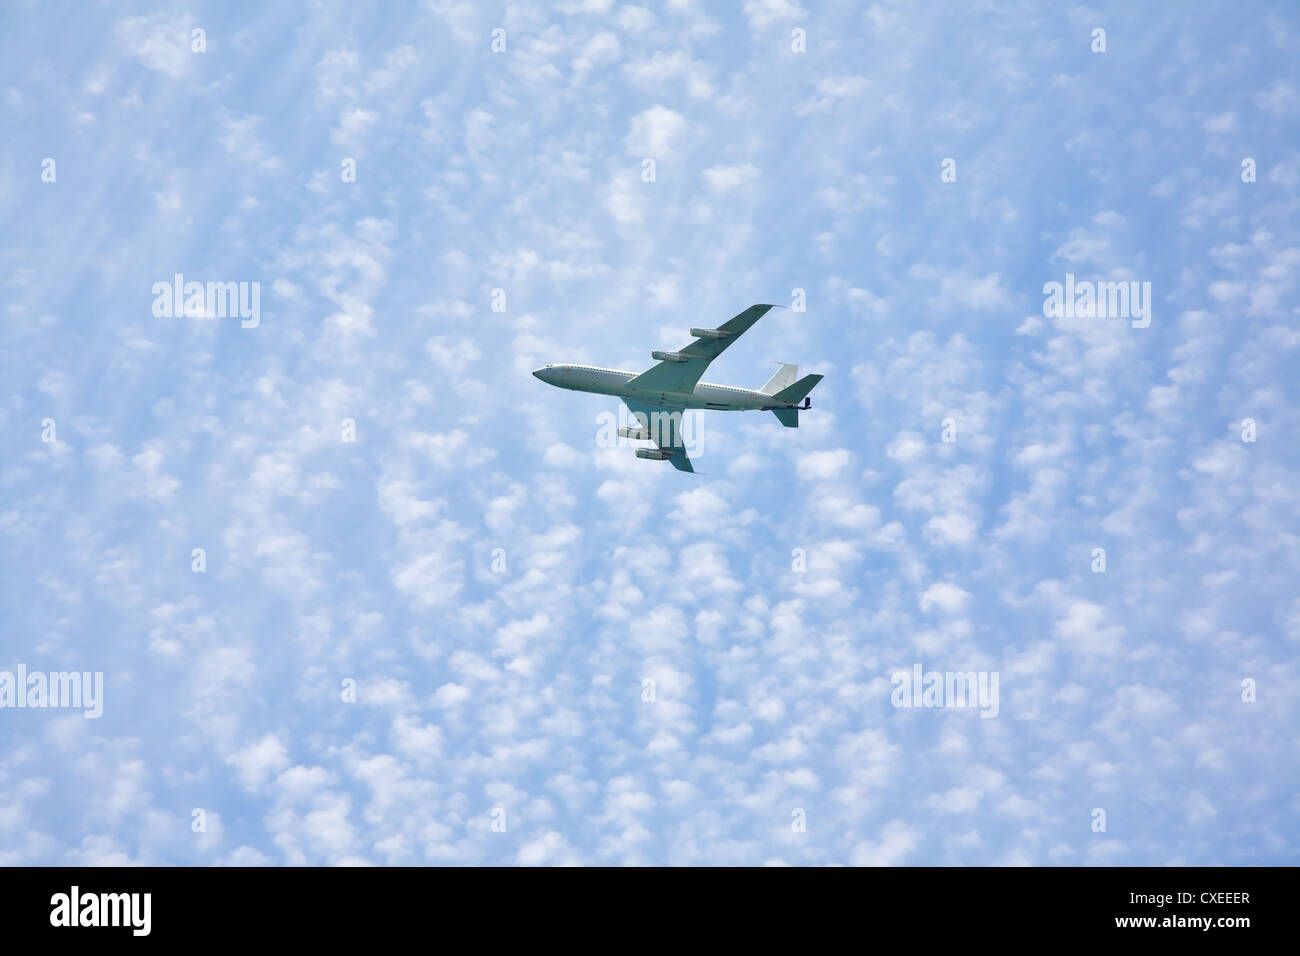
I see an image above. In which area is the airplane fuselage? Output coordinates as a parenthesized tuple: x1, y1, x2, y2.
(532, 363, 791, 411)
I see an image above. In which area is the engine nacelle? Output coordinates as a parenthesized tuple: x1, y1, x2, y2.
(635, 448, 672, 461)
(619, 426, 651, 440)
(689, 327, 731, 339)
(650, 350, 689, 362)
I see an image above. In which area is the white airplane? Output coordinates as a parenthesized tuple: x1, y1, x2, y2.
(532, 303, 822, 473)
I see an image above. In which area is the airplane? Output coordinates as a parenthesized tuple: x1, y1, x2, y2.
(532, 303, 822, 473)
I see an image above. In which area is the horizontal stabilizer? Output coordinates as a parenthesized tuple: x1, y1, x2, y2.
(772, 407, 799, 427)
(771, 373, 823, 405)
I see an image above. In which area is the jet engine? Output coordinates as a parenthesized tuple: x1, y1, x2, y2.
(635, 448, 672, 461)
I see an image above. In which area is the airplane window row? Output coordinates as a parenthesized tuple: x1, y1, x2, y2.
(562, 366, 750, 393)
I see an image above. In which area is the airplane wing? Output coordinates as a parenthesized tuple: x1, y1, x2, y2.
(622, 398, 695, 473)
(625, 303, 777, 396)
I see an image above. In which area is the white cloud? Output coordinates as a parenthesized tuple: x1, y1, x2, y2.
(797, 449, 851, 479)
(743, 0, 807, 28)
(851, 820, 920, 866)
(919, 581, 971, 614)
(625, 105, 687, 156)
(703, 164, 760, 194)
(117, 16, 192, 78)
(229, 736, 291, 792)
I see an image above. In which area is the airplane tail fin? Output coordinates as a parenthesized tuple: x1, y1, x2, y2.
(759, 363, 799, 395)
(772, 373, 822, 405)
(769, 374, 824, 428)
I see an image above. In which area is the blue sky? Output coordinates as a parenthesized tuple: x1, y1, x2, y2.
(1, 0, 1297, 865)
